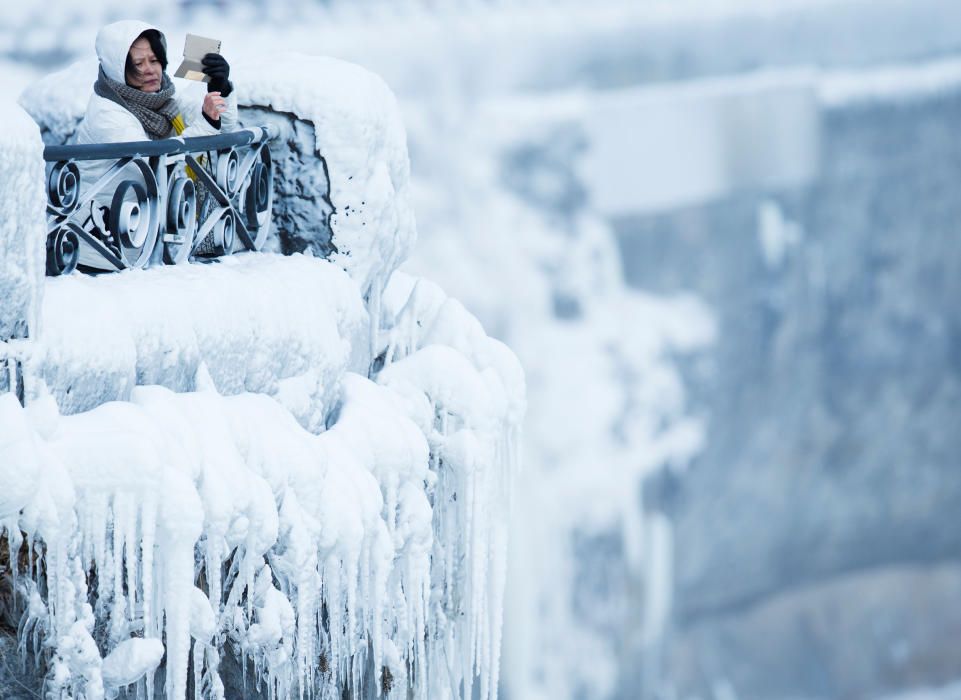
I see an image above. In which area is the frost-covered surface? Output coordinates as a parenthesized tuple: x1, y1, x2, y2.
(29, 254, 368, 426)
(237, 54, 415, 300)
(1, 42, 523, 700)
(377, 272, 524, 700)
(0, 102, 45, 345)
(1, 264, 522, 699)
(398, 84, 715, 699)
(11, 3, 961, 699)
(4, 295, 520, 700)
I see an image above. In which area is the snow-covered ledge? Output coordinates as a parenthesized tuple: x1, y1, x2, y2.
(2, 52, 524, 700)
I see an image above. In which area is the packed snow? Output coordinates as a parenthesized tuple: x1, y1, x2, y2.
(31, 254, 368, 424)
(2, 265, 522, 698)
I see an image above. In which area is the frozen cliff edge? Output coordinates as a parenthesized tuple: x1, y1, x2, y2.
(1, 53, 524, 700)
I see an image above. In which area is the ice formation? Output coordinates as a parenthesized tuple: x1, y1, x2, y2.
(398, 82, 715, 700)
(1, 50, 523, 700)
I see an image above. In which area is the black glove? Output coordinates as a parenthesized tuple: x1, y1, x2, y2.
(202, 53, 232, 97)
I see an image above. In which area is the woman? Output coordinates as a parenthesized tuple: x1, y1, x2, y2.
(76, 19, 237, 146)
(73, 20, 239, 260)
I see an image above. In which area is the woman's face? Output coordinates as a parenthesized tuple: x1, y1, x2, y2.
(126, 36, 162, 92)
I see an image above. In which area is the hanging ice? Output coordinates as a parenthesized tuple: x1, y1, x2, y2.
(1, 53, 524, 700)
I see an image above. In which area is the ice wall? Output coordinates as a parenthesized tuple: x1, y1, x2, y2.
(398, 85, 715, 700)
(1, 50, 522, 700)
(616, 59, 961, 699)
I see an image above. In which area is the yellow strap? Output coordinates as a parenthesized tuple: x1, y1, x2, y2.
(171, 113, 186, 136)
(170, 112, 204, 182)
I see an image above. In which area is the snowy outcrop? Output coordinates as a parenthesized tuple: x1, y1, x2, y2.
(2, 49, 522, 700)
(237, 54, 416, 300)
(378, 273, 524, 699)
(3, 272, 521, 700)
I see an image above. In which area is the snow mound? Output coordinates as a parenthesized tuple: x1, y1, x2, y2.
(29, 253, 368, 429)
(101, 637, 164, 690)
(17, 58, 93, 146)
(5, 269, 522, 699)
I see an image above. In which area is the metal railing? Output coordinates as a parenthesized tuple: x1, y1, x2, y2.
(43, 125, 275, 275)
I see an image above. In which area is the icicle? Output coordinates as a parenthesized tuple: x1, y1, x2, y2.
(325, 559, 343, 687)
(193, 639, 204, 700)
(8, 280, 523, 700)
(162, 537, 194, 700)
(345, 556, 360, 692)
(141, 495, 157, 700)
(371, 276, 385, 371)
(206, 537, 223, 621)
(123, 494, 138, 625)
(109, 495, 129, 646)
(207, 645, 225, 700)
(5, 525, 22, 602)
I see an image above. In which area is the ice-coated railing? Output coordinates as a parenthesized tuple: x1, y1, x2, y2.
(43, 125, 275, 275)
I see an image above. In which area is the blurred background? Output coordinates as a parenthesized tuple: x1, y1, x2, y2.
(3, 1, 961, 698)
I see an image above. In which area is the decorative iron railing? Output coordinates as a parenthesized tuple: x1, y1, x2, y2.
(43, 125, 275, 275)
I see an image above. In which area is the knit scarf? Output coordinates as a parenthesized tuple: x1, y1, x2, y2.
(93, 66, 180, 140)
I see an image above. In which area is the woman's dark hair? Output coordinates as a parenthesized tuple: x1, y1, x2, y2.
(125, 29, 167, 82)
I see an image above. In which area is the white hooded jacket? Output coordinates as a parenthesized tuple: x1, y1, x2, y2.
(75, 20, 238, 148)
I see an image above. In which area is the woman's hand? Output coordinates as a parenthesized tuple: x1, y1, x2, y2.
(202, 53, 232, 98)
(203, 91, 227, 121)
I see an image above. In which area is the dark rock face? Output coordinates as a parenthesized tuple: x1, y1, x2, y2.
(239, 107, 335, 259)
(0, 628, 43, 700)
(617, 87, 961, 696)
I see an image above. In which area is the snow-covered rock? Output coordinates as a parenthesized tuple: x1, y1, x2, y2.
(237, 53, 416, 300)
(3, 46, 521, 700)
(5, 274, 520, 699)
(29, 253, 368, 427)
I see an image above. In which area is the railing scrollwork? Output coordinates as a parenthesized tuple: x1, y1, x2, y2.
(42, 126, 276, 275)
